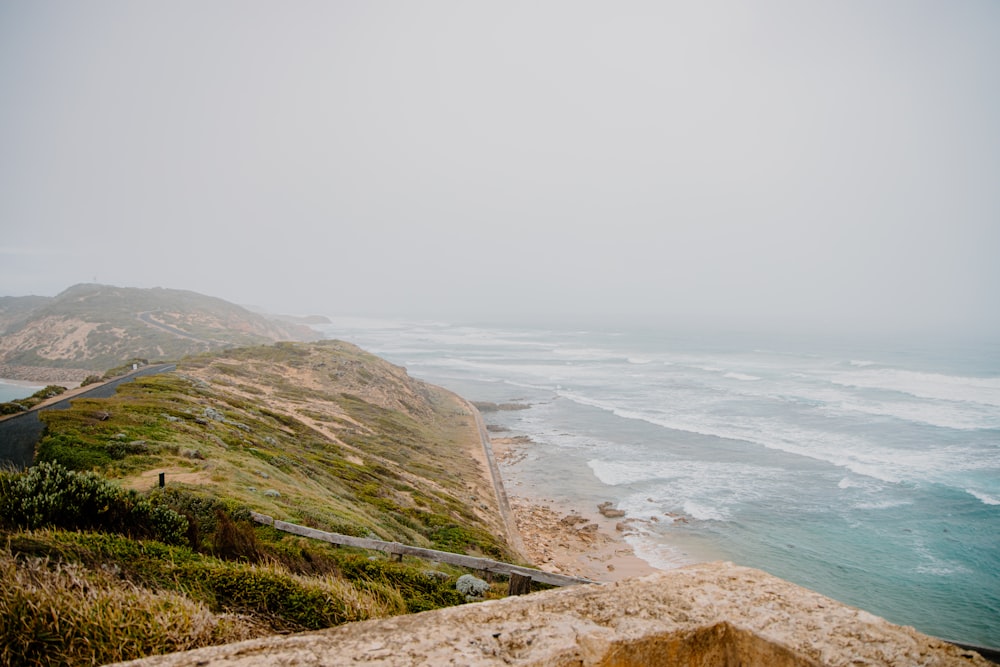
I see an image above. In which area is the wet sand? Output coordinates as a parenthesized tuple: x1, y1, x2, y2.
(491, 435, 657, 583)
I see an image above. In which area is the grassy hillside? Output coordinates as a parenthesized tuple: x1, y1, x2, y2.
(0, 284, 318, 372)
(1, 341, 520, 666)
(0, 295, 50, 333)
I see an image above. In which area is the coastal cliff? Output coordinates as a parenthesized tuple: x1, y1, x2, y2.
(1, 300, 994, 665)
(1, 341, 520, 665)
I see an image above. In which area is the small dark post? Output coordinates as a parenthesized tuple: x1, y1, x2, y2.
(508, 573, 532, 596)
(158, 472, 165, 488)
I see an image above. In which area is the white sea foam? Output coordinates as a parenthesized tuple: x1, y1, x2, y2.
(592, 459, 786, 528)
(830, 398, 1000, 431)
(831, 368, 1000, 408)
(852, 498, 913, 510)
(587, 459, 663, 486)
(682, 500, 728, 521)
(567, 391, 904, 483)
(913, 542, 971, 576)
(965, 489, 1000, 506)
(623, 533, 695, 570)
(723, 372, 760, 381)
(565, 384, 1000, 488)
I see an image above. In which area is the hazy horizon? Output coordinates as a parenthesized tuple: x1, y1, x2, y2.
(2, 2, 998, 339)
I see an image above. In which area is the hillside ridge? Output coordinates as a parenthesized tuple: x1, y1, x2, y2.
(0, 284, 319, 375)
(1, 339, 523, 665)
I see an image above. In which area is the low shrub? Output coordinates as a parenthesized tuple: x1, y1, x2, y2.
(191, 561, 397, 630)
(0, 402, 24, 415)
(3, 530, 407, 643)
(34, 434, 114, 470)
(0, 385, 66, 414)
(335, 554, 464, 613)
(0, 462, 187, 545)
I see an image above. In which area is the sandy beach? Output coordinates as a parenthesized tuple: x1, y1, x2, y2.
(490, 434, 657, 583)
(0, 365, 91, 386)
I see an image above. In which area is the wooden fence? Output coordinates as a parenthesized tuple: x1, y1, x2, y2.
(250, 512, 594, 588)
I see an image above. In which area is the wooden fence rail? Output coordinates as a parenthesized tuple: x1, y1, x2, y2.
(250, 512, 594, 588)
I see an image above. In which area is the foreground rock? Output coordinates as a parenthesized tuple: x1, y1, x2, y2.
(114, 562, 989, 666)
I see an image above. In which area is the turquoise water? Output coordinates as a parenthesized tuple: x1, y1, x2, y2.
(320, 319, 1000, 647)
(0, 381, 43, 403)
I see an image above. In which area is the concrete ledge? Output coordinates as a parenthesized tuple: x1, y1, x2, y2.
(112, 562, 991, 666)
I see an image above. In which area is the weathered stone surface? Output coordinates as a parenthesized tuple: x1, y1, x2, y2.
(598, 501, 626, 518)
(112, 562, 990, 667)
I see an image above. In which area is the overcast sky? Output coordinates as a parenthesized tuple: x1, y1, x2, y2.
(1, 1, 998, 336)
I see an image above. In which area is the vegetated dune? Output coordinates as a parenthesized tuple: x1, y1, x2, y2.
(1, 340, 518, 666)
(0, 283, 319, 373)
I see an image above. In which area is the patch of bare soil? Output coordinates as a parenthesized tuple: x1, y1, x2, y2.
(126, 467, 213, 491)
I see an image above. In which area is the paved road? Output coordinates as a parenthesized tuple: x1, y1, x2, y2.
(0, 363, 175, 469)
(137, 311, 215, 344)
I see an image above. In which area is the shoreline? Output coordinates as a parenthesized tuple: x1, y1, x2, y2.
(0, 377, 48, 389)
(0, 364, 90, 387)
(490, 434, 658, 583)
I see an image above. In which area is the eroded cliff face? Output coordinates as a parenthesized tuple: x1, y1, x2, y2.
(114, 562, 990, 667)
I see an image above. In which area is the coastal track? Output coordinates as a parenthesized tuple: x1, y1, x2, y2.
(467, 399, 527, 559)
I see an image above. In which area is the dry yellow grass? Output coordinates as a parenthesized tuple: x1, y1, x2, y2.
(0, 546, 408, 666)
(0, 550, 258, 666)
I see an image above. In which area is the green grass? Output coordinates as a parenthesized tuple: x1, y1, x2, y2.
(35, 345, 514, 560)
(0, 529, 417, 666)
(4, 341, 520, 665)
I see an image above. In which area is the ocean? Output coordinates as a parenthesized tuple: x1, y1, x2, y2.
(318, 318, 999, 648)
(0, 381, 43, 403)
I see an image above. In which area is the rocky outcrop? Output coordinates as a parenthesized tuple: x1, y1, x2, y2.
(114, 562, 990, 666)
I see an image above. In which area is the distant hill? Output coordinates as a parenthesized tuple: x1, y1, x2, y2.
(0, 284, 319, 374)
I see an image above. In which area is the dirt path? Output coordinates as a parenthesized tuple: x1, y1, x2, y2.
(465, 400, 526, 559)
(137, 311, 216, 344)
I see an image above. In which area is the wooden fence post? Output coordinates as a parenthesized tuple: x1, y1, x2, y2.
(508, 573, 532, 596)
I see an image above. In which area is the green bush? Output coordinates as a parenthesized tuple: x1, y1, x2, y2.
(0, 385, 67, 414)
(33, 385, 67, 401)
(0, 402, 25, 415)
(0, 462, 187, 545)
(335, 554, 464, 612)
(196, 564, 365, 630)
(34, 434, 113, 470)
(4, 530, 404, 636)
